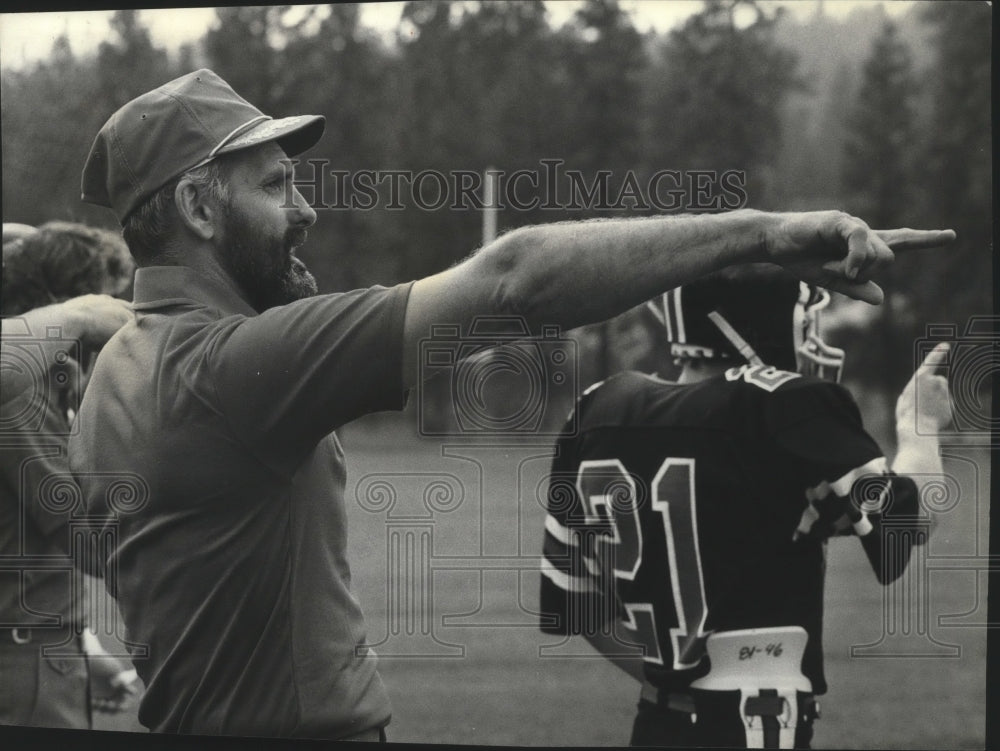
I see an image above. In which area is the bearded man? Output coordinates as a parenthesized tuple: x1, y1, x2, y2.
(69, 69, 954, 742)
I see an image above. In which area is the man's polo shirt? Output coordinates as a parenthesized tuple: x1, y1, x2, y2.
(68, 266, 412, 739)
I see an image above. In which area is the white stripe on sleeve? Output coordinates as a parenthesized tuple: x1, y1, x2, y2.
(830, 457, 889, 497)
(541, 557, 598, 593)
(545, 514, 578, 546)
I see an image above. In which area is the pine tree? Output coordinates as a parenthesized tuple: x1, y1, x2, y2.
(841, 20, 918, 228)
(644, 0, 800, 206)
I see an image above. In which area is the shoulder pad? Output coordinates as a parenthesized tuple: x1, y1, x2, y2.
(573, 371, 655, 426)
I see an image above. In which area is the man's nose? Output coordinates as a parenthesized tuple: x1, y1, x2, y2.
(288, 184, 318, 227)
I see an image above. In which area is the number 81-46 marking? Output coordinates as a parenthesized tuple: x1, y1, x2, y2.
(577, 458, 708, 671)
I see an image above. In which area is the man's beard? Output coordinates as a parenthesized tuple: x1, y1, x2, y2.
(220, 204, 318, 312)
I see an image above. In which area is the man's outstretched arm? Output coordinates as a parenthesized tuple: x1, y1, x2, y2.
(401, 209, 954, 385)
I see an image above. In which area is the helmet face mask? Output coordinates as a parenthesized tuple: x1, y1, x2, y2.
(647, 273, 845, 382)
(793, 284, 845, 383)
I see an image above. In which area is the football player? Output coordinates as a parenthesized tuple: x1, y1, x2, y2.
(539, 264, 951, 748)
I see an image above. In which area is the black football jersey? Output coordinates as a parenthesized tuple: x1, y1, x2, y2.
(540, 365, 921, 695)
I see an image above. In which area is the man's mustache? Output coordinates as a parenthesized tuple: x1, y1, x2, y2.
(286, 228, 307, 252)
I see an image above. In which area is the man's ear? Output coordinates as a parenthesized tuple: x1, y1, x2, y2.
(174, 178, 221, 241)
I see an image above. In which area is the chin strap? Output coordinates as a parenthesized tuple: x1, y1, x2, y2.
(707, 310, 765, 367)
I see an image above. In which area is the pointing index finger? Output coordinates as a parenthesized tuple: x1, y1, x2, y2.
(876, 228, 957, 252)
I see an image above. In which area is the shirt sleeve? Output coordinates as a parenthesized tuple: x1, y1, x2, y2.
(540, 410, 620, 637)
(857, 473, 924, 584)
(766, 379, 886, 541)
(206, 283, 413, 472)
(766, 379, 927, 581)
(767, 379, 885, 491)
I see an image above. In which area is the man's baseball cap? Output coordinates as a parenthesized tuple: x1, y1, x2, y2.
(81, 69, 325, 223)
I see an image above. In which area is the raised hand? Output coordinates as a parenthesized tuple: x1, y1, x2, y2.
(91, 668, 141, 714)
(896, 341, 953, 436)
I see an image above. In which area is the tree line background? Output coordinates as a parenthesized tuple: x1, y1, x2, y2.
(1, 0, 992, 437)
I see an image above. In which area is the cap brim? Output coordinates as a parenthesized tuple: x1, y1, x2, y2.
(217, 114, 325, 158)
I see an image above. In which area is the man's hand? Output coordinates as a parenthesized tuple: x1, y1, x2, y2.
(91, 665, 141, 713)
(2, 294, 133, 348)
(764, 211, 956, 304)
(2, 295, 133, 407)
(891, 342, 952, 540)
(57, 294, 134, 350)
(896, 342, 953, 436)
(82, 629, 141, 714)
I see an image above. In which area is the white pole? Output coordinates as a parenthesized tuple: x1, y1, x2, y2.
(482, 166, 498, 246)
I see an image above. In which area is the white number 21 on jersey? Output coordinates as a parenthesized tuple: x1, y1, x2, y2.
(577, 458, 709, 671)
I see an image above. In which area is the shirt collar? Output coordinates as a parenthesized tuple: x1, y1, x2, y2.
(132, 266, 257, 317)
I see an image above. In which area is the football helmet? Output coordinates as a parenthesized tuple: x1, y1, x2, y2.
(792, 283, 846, 382)
(646, 267, 845, 382)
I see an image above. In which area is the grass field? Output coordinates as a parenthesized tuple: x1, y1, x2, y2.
(93, 416, 989, 748)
